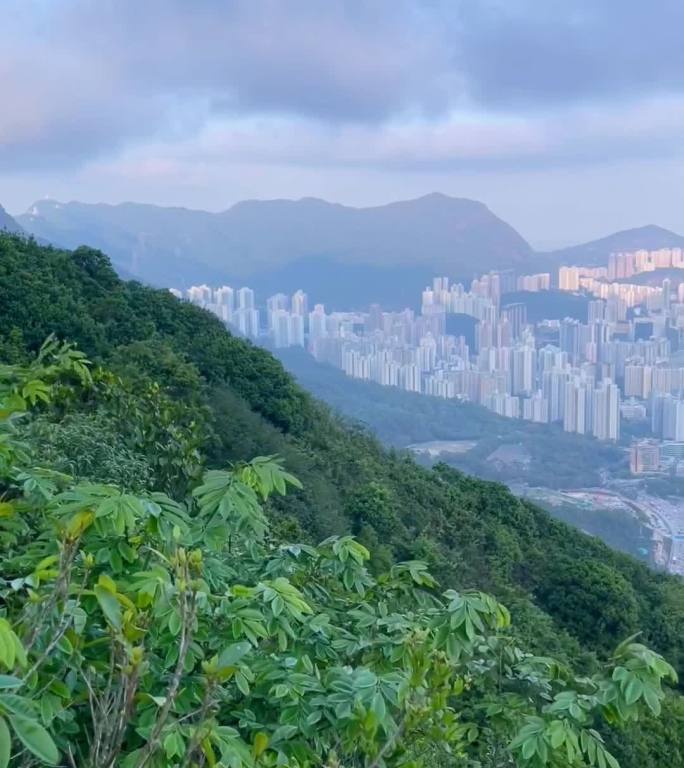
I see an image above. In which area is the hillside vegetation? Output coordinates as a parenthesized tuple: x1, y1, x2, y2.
(0, 233, 683, 766)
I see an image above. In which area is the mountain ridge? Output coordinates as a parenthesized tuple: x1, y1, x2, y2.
(14, 195, 684, 307)
(16, 194, 532, 307)
(0, 203, 22, 234)
(541, 224, 684, 269)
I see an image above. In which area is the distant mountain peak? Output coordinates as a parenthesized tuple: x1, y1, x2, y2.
(386, 191, 484, 207)
(610, 223, 679, 238)
(0, 203, 23, 234)
(543, 222, 684, 268)
(296, 196, 333, 205)
(415, 191, 472, 203)
(16, 193, 531, 306)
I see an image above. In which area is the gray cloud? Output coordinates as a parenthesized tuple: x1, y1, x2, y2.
(2, 0, 684, 179)
(454, 0, 684, 108)
(2, 1, 453, 152)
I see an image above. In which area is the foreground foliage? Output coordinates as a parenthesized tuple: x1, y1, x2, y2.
(0, 345, 678, 767)
(1, 233, 684, 764)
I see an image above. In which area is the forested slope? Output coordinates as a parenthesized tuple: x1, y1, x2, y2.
(1, 233, 683, 764)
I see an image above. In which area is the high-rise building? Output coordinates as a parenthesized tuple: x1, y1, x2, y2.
(560, 319, 582, 365)
(592, 379, 620, 441)
(516, 273, 551, 292)
(542, 368, 569, 422)
(234, 307, 260, 339)
(308, 304, 328, 344)
(652, 394, 684, 441)
(271, 309, 291, 348)
(605, 296, 628, 322)
(270, 310, 305, 348)
(366, 304, 384, 333)
(511, 344, 536, 395)
(564, 378, 594, 435)
(663, 278, 672, 314)
(401, 364, 422, 393)
(187, 284, 212, 305)
(624, 364, 652, 399)
(291, 290, 308, 317)
(289, 313, 305, 347)
(418, 334, 437, 372)
(522, 391, 549, 423)
(588, 299, 606, 323)
(501, 303, 527, 340)
(486, 391, 521, 419)
(630, 440, 661, 474)
(237, 287, 255, 311)
(267, 293, 289, 329)
(433, 276, 449, 294)
(559, 267, 580, 291)
(421, 288, 435, 313)
(215, 286, 235, 311)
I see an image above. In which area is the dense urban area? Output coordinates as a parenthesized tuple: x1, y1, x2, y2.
(175, 246, 684, 577)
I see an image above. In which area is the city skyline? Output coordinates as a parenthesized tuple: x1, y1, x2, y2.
(173, 243, 684, 447)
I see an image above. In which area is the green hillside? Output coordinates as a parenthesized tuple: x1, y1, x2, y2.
(1, 233, 683, 765)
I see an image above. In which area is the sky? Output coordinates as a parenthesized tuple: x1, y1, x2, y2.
(2, 0, 684, 248)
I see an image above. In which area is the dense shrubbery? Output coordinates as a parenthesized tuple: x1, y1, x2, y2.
(0, 341, 677, 767)
(1, 233, 684, 765)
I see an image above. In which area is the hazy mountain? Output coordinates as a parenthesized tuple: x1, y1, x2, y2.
(0, 204, 22, 234)
(542, 225, 684, 268)
(17, 194, 532, 308)
(18, 195, 684, 306)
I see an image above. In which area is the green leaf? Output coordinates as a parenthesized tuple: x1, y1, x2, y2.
(164, 731, 185, 758)
(0, 677, 21, 690)
(0, 694, 37, 719)
(94, 585, 122, 629)
(253, 731, 269, 759)
(272, 596, 284, 617)
(522, 737, 537, 760)
(0, 717, 10, 768)
(548, 720, 565, 749)
(271, 725, 298, 744)
(218, 642, 251, 669)
(167, 610, 182, 637)
(371, 692, 386, 723)
(642, 686, 661, 716)
(625, 677, 643, 705)
(9, 715, 59, 765)
(306, 710, 322, 725)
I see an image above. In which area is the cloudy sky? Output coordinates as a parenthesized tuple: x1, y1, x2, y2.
(2, 0, 684, 247)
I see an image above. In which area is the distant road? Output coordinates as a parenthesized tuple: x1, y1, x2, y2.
(580, 489, 683, 575)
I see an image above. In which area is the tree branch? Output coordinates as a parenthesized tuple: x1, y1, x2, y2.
(135, 578, 197, 768)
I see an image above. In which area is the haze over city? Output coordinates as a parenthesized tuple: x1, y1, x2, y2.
(4, 0, 684, 247)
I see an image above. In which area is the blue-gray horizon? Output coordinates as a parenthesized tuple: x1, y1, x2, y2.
(2, 0, 684, 247)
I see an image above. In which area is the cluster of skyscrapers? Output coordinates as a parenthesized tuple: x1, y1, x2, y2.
(171, 283, 322, 349)
(171, 284, 260, 338)
(308, 276, 625, 442)
(173, 245, 684, 445)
